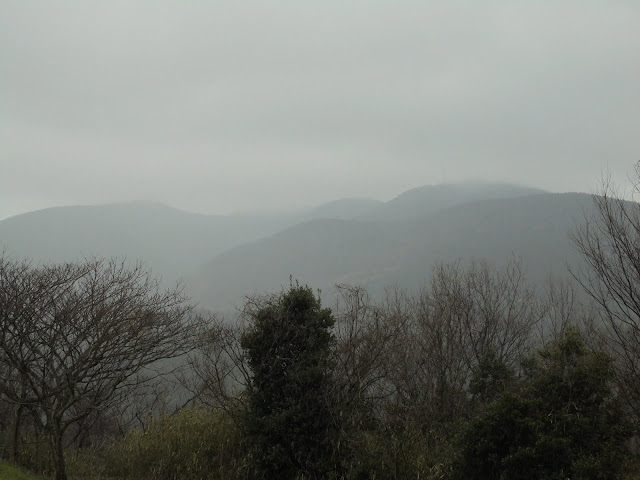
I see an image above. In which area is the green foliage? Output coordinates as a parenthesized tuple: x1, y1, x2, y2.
(469, 350, 515, 405)
(457, 327, 632, 480)
(104, 408, 244, 480)
(0, 461, 41, 480)
(339, 421, 459, 480)
(240, 284, 337, 479)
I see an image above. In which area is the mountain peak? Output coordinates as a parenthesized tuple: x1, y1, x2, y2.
(363, 181, 547, 222)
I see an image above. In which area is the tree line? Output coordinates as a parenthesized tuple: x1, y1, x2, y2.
(2, 171, 640, 479)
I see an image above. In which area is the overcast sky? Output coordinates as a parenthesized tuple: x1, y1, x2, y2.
(1, 1, 639, 220)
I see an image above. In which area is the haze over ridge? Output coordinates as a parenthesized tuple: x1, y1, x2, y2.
(2, 1, 638, 219)
(0, 181, 590, 310)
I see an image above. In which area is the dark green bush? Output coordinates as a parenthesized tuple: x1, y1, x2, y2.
(456, 327, 633, 480)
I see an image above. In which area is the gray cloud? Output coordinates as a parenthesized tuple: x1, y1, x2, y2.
(2, 1, 639, 218)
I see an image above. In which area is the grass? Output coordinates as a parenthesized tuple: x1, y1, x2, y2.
(0, 461, 41, 480)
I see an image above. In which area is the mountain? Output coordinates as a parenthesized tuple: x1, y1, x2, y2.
(363, 182, 546, 222)
(0, 196, 384, 283)
(380, 192, 589, 288)
(0, 202, 295, 282)
(298, 198, 383, 221)
(1, 182, 587, 311)
(190, 193, 593, 310)
(189, 218, 398, 309)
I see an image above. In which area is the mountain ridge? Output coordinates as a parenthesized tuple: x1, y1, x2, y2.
(0, 182, 583, 310)
(189, 192, 593, 309)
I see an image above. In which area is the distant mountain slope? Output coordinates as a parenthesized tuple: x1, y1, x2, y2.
(0, 196, 388, 285)
(0, 202, 295, 282)
(363, 182, 546, 222)
(380, 192, 590, 288)
(0, 182, 540, 280)
(189, 218, 398, 309)
(298, 197, 383, 221)
(191, 193, 593, 310)
(1, 182, 579, 311)
(0, 195, 394, 277)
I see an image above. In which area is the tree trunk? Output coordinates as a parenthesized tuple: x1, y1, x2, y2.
(51, 423, 67, 480)
(9, 404, 23, 463)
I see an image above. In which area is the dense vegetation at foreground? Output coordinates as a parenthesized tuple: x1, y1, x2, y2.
(3, 170, 640, 479)
(1, 267, 639, 479)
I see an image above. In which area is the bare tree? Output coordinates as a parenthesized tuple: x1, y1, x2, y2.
(187, 316, 251, 419)
(331, 285, 406, 415)
(396, 259, 541, 424)
(571, 166, 640, 417)
(328, 285, 411, 473)
(0, 257, 205, 480)
(535, 276, 604, 348)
